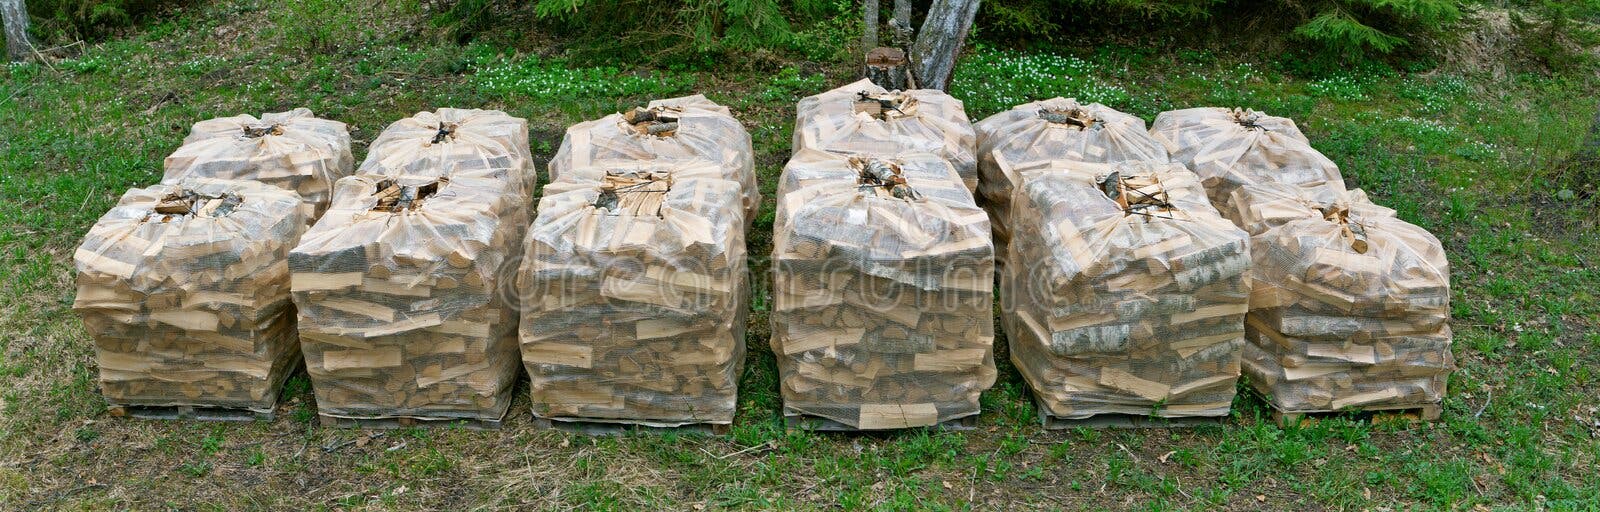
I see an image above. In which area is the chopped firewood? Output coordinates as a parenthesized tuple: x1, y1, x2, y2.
(549, 95, 758, 222)
(74, 178, 309, 412)
(772, 149, 995, 429)
(973, 98, 1169, 265)
(519, 160, 747, 426)
(290, 116, 533, 423)
(162, 108, 353, 220)
(1002, 161, 1250, 420)
(794, 79, 978, 192)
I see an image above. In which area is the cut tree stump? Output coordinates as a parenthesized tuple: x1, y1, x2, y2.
(864, 47, 914, 91)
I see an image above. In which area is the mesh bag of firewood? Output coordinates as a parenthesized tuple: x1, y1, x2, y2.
(548, 95, 758, 220)
(163, 108, 353, 220)
(1002, 161, 1250, 419)
(74, 178, 309, 412)
(1150, 107, 1347, 233)
(793, 78, 978, 191)
(1239, 185, 1453, 412)
(359, 108, 534, 192)
(518, 160, 747, 426)
(974, 98, 1169, 265)
(289, 167, 528, 422)
(771, 149, 995, 429)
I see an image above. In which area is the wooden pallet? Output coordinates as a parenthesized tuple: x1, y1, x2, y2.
(318, 414, 503, 431)
(1032, 395, 1225, 429)
(107, 404, 275, 422)
(783, 413, 978, 432)
(531, 416, 731, 436)
(1270, 402, 1442, 427)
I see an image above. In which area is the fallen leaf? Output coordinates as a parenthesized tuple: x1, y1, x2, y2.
(1158, 451, 1175, 464)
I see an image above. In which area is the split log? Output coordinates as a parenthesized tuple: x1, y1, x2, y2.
(163, 108, 353, 220)
(771, 149, 995, 429)
(74, 178, 309, 411)
(548, 95, 758, 221)
(360, 108, 535, 193)
(1002, 161, 1250, 419)
(519, 160, 747, 426)
(974, 98, 1169, 265)
(794, 78, 978, 192)
(290, 166, 529, 422)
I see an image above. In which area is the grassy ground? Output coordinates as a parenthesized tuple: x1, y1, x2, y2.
(2, 2, 1598, 510)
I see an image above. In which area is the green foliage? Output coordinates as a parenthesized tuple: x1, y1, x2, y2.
(1288, 0, 1462, 58)
(947, 48, 1132, 119)
(439, 0, 843, 67)
(471, 53, 696, 102)
(1511, 0, 1600, 72)
(25, 0, 182, 44)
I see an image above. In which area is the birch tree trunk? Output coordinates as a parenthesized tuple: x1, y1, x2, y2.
(911, 0, 979, 91)
(862, 0, 879, 53)
(1, 0, 30, 61)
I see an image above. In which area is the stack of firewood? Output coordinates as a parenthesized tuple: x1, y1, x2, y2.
(163, 108, 353, 219)
(974, 99, 1169, 265)
(290, 109, 532, 424)
(1153, 108, 1454, 414)
(548, 95, 758, 221)
(772, 149, 995, 429)
(518, 160, 748, 426)
(358, 108, 536, 192)
(75, 178, 309, 412)
(1002, 161, 1250, 419)
(794, 79, 979, 191)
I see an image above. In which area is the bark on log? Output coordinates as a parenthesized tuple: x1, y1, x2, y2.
(1, 0, 31, 62)
(910, 0, 980, 91)
(891, 0, 913, 48)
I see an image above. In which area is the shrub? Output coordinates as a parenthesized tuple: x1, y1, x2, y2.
(26, 0, 184, 44)
(1511, 0, 1600, 72)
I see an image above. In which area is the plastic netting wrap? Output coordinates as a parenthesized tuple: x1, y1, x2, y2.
(548, 95, 759, 220)
(974, 98, 1169, 264)
(794, 79, 978, 191)
(289, 166, 528, 422)
(1001, 161, 1250, 419)
(359, 108, 535, 192)
(162, 108, 353, 220)
(1236, 183, 1453, 411)
(771, 149, 995, 429)
(518, 160, 748, 426)
(1151, 107, 1347, 233)
(74, 178, 309, 412)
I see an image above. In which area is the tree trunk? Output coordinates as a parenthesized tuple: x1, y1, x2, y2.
(911, 0, 979, 91)
(890, 0, 913, 48)
(1, 0, 30, 61)
(862, 0, 879, 53)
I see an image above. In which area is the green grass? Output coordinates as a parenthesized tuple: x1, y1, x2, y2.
(1, 1, 1598, 510)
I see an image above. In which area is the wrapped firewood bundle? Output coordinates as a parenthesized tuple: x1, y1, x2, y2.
(793, 78, 978, 191)
(289, 167, 528, 423)
(359, 108, 534, 192)
(1150, 107, 1347, 233)
(163, 108, 353, 219)
(1239, 185, 1453, 412)
(771, 149, 995, 429)
(518, 160, 747, 426)
(1001, 161, 1250, 419)
(548, 95, 758, 220)
(974, 98, 1169, 264)
(74, 178, 309, 413)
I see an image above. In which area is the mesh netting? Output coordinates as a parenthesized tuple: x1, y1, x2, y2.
(162, 108, 353, 220)
(74, 178, 309, 412)
(359, 108, 536, 193)
(974, 98, 1169, 265)
(1001, 161, 1250, 419)
(1151, 107, 1348, 234)
(289, 110, 532, 422)
(548, 95, 759, 221)
(794, 79, 978, 192)
(519, 160, 748, 426)
(771, 149, 995, 429)
(1155, 107, 1453, 412)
